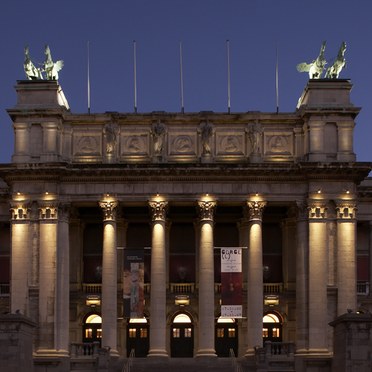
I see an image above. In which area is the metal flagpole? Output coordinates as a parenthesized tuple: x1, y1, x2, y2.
(179, 42, 185, 113)
(276, 46, 279, 114)
(133, 40, 138, 114)
(87, 41, 91, 114)
(226, 40, 231, 114)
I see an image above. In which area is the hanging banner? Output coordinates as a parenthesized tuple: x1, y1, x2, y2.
(123, 249, 144, 318)
(221, 248, 242, 318)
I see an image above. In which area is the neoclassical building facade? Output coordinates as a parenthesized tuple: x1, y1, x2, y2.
(0, 79, 371, 370)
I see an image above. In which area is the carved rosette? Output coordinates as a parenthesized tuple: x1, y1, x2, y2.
(10, 202, 31, 221)
(99, 200, 118, 222)
(38, 201, 58, 220)
(149, 200, 168, 222)
(197, 200, 216, 222)
(335, 201, 357, 220)
(307, 201, 328, 220)
(246, 201, 266, 221)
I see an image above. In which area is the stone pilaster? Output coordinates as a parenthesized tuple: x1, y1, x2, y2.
(196, 199, 217, 358)
(245, 200, 266, 356)
(37, 200, 58, 353)
(295, 201, 309, 352)
(307, 200, 329, 353)
(10, 201, 31, 316)
(99, 199, 119, 355)
(148, 200, 168, 358)
(335, 201, 357, 315)
(55, 203, 70, 354)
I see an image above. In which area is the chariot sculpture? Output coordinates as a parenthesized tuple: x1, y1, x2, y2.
(23, 45, 64, 81)
(297, 41, 346, 79)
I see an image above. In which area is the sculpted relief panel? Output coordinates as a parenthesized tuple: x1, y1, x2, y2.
(73, 133, 102, 157)
(215, 132, 245, 156)
(121, 133, 149, 156)
(264, 133, 293, 158)
(169, 133, 197, 156)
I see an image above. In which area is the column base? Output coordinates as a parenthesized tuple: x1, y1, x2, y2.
(195, 349, 217, 358)
(147, 349, 169, 358)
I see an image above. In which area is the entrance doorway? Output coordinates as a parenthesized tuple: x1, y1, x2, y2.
(83, 313, 102, 346)
(170, 313, 194, 357)
(126, 318, 149, 357)
(215, 317, 238, 357)
(263, 312, 282, 342)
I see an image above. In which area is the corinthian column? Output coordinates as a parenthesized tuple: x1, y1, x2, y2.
(335, 201, 357, 315)
(245, 200, 266, 356)
(196, 199, 217, 358)
(99, 199, 118, 355)
(10, 201, 31, 315)
(148, 200, 168, 358)
(308, 201, 328, 353)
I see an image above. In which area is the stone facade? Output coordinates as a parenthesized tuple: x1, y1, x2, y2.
(0, 79, 371, 371)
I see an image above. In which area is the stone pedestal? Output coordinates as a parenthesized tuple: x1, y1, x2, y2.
(330, 312, 372, 372)
(0, 313, 36, 372)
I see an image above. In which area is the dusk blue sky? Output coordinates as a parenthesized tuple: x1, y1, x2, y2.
(1, 0, 372, 165)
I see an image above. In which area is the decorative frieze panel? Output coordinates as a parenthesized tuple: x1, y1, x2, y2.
(168, 132, 197, 158)
(264, 132, 293, 159)
(73, 131, 102, 160)
(215, 131, 245, 157)
(120, 133, 150, 158)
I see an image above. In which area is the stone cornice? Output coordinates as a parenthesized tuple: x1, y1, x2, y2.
(0, 162, 370, 184)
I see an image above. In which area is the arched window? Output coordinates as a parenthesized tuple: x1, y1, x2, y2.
(263, 312, 282, 341)
(173, 313, 192, 323)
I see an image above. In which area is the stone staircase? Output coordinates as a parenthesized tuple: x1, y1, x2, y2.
(122, 357, 245, 372)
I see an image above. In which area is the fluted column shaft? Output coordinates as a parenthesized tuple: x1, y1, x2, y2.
(245, 200, 266, 356)
(99, 200, 118, 355)
(148, 200, 168, 357)
(336, 201, 357, 315)
(196, 200, 217, 358)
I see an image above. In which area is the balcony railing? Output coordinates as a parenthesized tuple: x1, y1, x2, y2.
(81, 282, 285, 296)
(170, 283, 195, 294)
(357, 281, 369, 295)
(0, 283, 10, 297)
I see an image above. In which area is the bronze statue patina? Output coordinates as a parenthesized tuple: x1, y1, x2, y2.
(297, 41, 327, 79)
(24, 46, 43, 80)
(23, 45, 63, 80)
(325, 42, 346, 79)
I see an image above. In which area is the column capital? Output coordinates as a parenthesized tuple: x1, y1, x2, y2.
(99, 200, 118, 222)
(197, 200, 216, 222)
(335, 200, 357, 220)
(148, 200, 168, 222)
(295, 200, 308, 221)
(38, 200, 58, 220)
(58, 202, 71, 222)
(246, 200, 266, 221)
(307, 200, 328, 220)
(10, 201, 31, 220)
